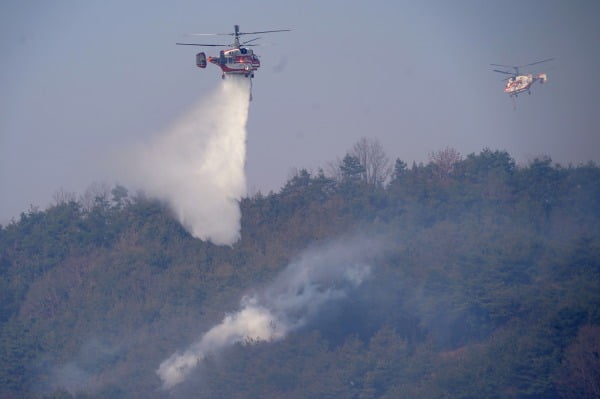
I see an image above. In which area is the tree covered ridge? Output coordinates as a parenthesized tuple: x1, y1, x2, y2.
(0, 146, 599, 399)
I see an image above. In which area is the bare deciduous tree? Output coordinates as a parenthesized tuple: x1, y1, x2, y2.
(325, 159, 343, 183)
(79, 182, 111, 211)
(52, 187, 77, 206)
(428, 147, 462, 183)
(351, 137, 392, 186)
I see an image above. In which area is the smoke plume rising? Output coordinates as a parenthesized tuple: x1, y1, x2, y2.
(42, 338, 121, 395)
(157, 236, 379, 389)
(125, 77, 250, 245)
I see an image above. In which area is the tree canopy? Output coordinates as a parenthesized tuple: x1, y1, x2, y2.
(1, 144, 599, 399)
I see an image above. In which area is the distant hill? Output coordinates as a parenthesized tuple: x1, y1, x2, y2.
(1, 147, 599, 399)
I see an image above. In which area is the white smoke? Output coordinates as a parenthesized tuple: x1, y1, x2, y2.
(157, 236, 378, 389)
(43, 338, 121, 395)
(125, 77, 250, 245)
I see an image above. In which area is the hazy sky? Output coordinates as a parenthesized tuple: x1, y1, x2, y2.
(1, 0, 599, 222)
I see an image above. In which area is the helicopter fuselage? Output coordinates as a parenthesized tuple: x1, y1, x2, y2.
(504, 73, 548, 97)
(202, 48, 260, 78)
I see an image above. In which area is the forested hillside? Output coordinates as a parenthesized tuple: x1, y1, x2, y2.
(1, 146, 599, 399)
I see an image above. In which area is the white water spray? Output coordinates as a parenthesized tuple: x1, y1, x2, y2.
(157, 236, 378, 389)
(126, 77, 250, 245)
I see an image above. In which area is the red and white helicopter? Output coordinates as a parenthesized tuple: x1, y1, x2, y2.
(176, 25, 289, 79)
(491, 58, 554, 98)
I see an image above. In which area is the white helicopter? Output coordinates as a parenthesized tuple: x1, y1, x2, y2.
(491, 58, 554, 98)
(177, 25, 289, 76)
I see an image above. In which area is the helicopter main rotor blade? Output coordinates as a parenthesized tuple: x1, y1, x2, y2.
(493, 69, 513, 75)
(523, 57, 555, 67)
(241, 37, 261, 45)
(490, 63, 514, 68)
(238, 29, 291, 35)
(186, 33, 235, 36)
(176, 43, 228, 47)
(186, 29, 290, 37)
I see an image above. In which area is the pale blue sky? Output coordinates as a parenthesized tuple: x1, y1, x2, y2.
(1, 0, 599, 222)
